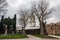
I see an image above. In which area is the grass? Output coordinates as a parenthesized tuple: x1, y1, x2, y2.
(33, 34, 58, 39)
(55, 34, 60, 36)
(0, 34, 28, 39)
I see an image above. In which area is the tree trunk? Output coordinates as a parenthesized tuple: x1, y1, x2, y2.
(43, 22, 48, 35)
(5, 25, 7, 36)
(22, 27, 25, 35)
(39, 19, 44, 35)
(12, 31, 14, 35)
(40, 22, 44, 35)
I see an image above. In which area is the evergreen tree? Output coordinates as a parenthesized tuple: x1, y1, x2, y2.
(0, 15, 5, 34)
(13, 14, 16, 34)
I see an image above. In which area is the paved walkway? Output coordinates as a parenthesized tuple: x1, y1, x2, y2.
(0, 35, 60, 40)
(49, 35, 60, 39)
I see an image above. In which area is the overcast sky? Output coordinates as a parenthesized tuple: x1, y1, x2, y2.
(6, 0, 60, 24)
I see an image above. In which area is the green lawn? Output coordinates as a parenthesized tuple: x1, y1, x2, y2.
(0, 34, 28, 39)
(33, 34, 58, 39)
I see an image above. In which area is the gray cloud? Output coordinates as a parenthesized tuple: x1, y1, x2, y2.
(5, 6, 17, 18)
(6, 0, 60, 24)
(47, 4, 60, 24)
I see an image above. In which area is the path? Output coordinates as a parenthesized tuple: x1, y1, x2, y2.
(0, 35, 60, 40)
(49, 35, 60, 39)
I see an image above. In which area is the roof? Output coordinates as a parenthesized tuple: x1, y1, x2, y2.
(16, 25, 40, 30)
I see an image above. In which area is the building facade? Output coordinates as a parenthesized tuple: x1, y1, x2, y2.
(46, 23, 60, 35)
(16, 13, 40, 34)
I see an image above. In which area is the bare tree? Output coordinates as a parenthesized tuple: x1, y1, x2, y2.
(0, 0, 8, 16)
(19, 9, 30, 35)
(31, 0, 54, 35)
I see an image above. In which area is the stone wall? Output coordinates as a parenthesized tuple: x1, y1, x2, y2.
(46, 23, 60, 35)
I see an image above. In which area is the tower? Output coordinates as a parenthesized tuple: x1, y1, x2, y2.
(29, 13, 36, 27)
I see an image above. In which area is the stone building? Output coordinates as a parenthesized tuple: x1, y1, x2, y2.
(16, 13, 40, 34)
(28, 13, 36, 27)
(46, 22, 60, 35)
(16, 13, 60, 35)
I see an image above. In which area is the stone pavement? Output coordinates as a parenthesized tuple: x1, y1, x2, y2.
(0, 35, 60, 40)
(49, 35, 60, 39)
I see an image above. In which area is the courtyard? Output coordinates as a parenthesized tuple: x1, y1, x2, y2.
(0, 0, 60, 40)
(0, 35, 60, 40)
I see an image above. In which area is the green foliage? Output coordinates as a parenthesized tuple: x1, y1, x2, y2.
(0, 34, 28, 39)
(3, 18, 13, 25)
(0, 14, 16, 34)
